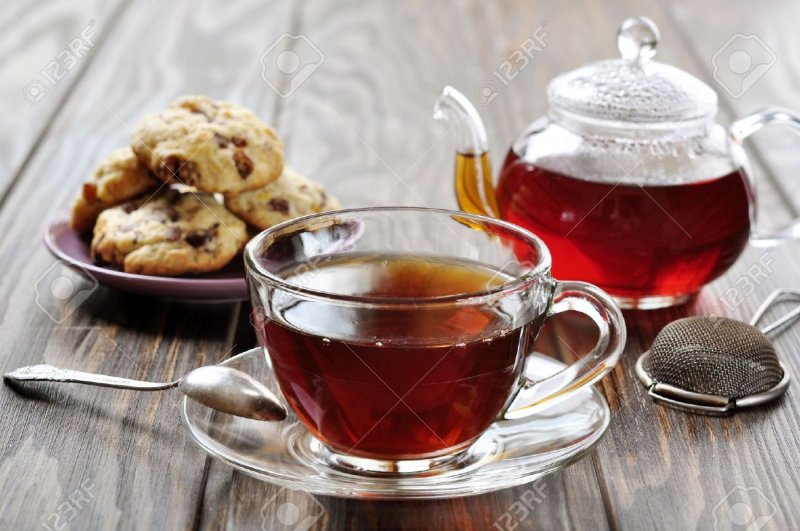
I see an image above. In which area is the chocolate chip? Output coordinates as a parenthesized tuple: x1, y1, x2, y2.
(166, 206, 179, 221)
(185, 225, 217, 247)
(160, 157, 199, 184)
(183, 102, 212, 120)
(185, 231, 208, 247)
(233, 150, 253, 178)
(214, 133, 229, 148)
(231, 135, 247, 147)
(122, 202, 138, 214)
(159, 156, 184, 180)
(268, 198, 290, 215)
(165, 226, 182, 241)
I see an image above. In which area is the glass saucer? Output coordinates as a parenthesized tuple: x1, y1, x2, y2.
(181, 347, 610, 499)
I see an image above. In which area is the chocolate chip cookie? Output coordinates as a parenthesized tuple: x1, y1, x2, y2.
(91, 189, 247, 276)
(131, 95, 284, 194)
(71, 147, 160, 233)
(223, 166, 340, 229)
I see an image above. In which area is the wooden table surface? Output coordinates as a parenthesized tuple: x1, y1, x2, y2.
(2, 1, 800, 529)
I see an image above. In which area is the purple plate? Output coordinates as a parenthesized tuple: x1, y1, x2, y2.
(45, 218, 248, 300)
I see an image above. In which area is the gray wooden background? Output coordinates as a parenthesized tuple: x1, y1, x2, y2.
(1, 0, 799, 529)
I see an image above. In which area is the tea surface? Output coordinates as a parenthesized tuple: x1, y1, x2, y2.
(263, 255, 530, 459)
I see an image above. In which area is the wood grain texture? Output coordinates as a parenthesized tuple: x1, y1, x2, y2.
(0, 0, 125, 195)
(663, 0, 800, 218)
(2, 0, 800, 530)
(581, 247, 800, 530)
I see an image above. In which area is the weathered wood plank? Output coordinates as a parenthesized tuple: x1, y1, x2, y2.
(0, 0, 125, 195)
(0, 0, 292, 529)
(663, 0, 800, 219)
(580, 248, 800, 530)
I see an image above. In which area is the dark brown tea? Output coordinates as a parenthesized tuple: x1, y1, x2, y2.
(495, 151, 752, 302)
(263, 256, 533, 459)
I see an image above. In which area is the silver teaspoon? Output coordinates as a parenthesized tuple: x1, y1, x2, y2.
(3, 364, 287, 421)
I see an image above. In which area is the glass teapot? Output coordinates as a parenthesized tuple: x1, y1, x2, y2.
(434, 16, 800, 309)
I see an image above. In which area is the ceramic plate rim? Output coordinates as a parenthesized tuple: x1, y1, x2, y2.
(44, 216, 248, 300)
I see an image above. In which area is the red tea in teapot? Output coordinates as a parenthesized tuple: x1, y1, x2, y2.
(436, 14, 800, 308)
(494, 151, 752, 306)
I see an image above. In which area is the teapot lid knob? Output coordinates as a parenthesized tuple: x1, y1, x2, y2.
(617, 16, 659, 64)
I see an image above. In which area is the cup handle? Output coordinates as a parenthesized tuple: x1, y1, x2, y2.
(729, 108, 800, 244)
(502, 281, 626, 420)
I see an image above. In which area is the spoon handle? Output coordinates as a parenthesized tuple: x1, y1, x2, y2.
(4, 364, 176, 391)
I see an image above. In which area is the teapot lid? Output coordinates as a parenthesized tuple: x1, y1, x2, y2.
(548, 17, 718, 129)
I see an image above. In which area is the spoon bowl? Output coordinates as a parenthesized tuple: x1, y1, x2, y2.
(4, 362, 287, 421)
(178, 365, 287, 421)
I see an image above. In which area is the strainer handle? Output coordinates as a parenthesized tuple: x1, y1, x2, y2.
(502, 281, 626, 420)
(729, 108, 800, 244)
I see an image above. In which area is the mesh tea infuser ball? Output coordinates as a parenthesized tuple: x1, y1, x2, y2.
(636, 290, 798, 414)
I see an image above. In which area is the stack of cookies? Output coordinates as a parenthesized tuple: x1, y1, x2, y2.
(71, 95, 339, 277)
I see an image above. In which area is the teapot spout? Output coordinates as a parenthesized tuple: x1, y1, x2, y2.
(434, 86, 490, 154)
(434, 86, 499, 218)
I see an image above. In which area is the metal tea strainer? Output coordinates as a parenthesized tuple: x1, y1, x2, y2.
(636, 290, 800, 414)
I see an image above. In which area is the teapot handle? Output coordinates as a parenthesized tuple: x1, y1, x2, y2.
(729, 108, 800, 244)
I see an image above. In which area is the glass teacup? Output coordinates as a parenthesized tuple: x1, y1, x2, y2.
(245, 207, 625, 472)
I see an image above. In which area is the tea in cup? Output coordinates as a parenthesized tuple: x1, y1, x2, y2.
(245, 208, 625, 471)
